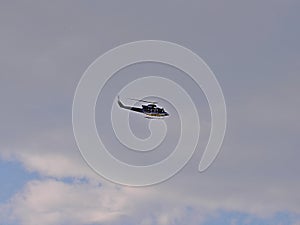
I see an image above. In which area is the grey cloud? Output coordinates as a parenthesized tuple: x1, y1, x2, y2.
(0, 0, 300, 224)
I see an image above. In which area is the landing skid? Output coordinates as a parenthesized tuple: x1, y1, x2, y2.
(144, 116, 165, 119)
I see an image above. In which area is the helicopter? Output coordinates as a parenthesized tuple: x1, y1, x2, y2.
(117, 96, 169, 119)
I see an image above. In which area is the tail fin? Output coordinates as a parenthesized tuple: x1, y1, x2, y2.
(117, 96, 125, 108)
(117, 96, 144, 113)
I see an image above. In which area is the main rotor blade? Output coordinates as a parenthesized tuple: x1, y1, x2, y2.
(127, 98, 158, 104)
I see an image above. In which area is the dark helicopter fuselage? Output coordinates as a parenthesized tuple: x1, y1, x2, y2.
(117, 98, 169, 118)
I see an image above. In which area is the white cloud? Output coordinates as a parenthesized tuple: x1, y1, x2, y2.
(1, 178, 207, 225)
(1, 179, 129, 225)
(0, 128, 96, 179)
(1, 114, 300, 225)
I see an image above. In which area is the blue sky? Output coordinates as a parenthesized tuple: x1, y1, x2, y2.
(0, 1, 299, 225)
(0, 160, 38, 202)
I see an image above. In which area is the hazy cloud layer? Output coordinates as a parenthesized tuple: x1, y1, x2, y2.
(0, 0, 299, 225)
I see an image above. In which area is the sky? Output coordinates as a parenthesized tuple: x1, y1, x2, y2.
(0, 0, 300, 225)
